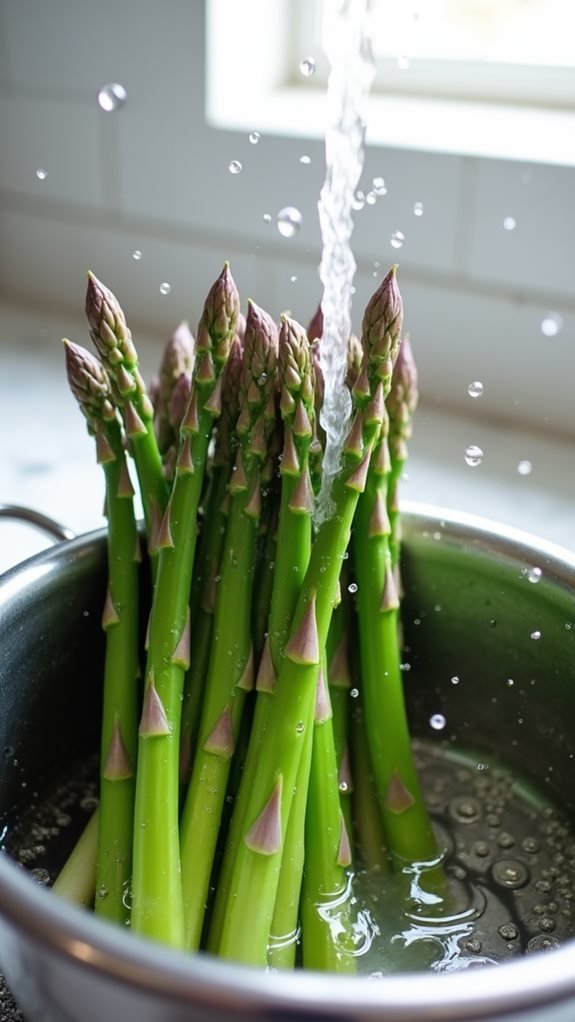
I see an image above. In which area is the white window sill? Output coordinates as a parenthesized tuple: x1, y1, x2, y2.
(207, 81, 575, 167)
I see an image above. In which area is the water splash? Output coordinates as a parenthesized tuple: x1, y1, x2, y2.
(315, 0, 376, 524)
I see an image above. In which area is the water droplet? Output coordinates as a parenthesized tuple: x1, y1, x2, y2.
(517, 459, 533, 476)
(466, 938, 482, 953)
(299, 154, 311, 165)
(339, 781, 349, 793)
(397, 55, 410, 70)
(528, 566, 542, 584)
(372, 176, 387, 195)
(498, 923, 518, 940)
(248, 131, 261, 144)
(413, 201, 424, 216)
(347, 582, 358, 594)
(228, 160, 242, 175)
(299, 57, 316, 77)
(430, 713, 446, 731)
(522, 837, 540, 854)
(530, 630, 542, 640)
(365, 190, 377, 205)
(277, 206, 302, 238)
(540, 312, 563, 337)
(527, 934, 559, 953)
(97, 83, 127, 112)
(464, 444, 484, 467)
(506, 678, 514, 687)
(295, 721, 305, 734)
(503, 216, 516, 231)
(350, 687, 359, 699)
(290, 275, 298, 283)
(449, 796, 481, 823)
(492, 859, 530, 889)
(97, 885, 109, 900)
(35, 168, 48, 181)
(132, 249, 142, 261)
(390, 230, 405, 249)
(474, 841, 490, 857)
(159, 282, 171, 296)
(262, 213, 272, 223)
(451, 675, 460, 685)
(467, 381, 484, 399)
(352, 190, 365, 211)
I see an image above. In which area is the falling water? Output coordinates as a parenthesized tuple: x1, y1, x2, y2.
(315, 0, 376, 524)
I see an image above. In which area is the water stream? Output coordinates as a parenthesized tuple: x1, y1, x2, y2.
(315, 0, 376, 524)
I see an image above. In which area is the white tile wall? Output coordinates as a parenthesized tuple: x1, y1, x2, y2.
(0, 0, 574, 442)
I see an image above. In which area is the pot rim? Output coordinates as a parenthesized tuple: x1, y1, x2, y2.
(1, 500, 574, 1019)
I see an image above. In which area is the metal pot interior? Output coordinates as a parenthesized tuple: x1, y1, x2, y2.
(0, 501, 574, 1021)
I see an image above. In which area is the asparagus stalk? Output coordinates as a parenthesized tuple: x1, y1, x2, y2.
(153, 321, 195, 456)
(85, 273, 169, 558)
(63, 339, 140, 924)
(387, 334, 418, 568)
(300, 657, 356, 972)
(51, 809, 99, 907)
(326, 594, 354, 840)
(207, 314, 315, 958)
(179, 335, 245, 783)
(352, 275, 437, 867)
(216, 276, 390, 966)
(130, 264, 239, 946)
(179, 299, 279, 950)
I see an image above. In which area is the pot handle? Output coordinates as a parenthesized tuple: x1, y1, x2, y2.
(0, 503, 76, 543)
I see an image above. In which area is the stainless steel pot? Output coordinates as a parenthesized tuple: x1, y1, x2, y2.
(0, 501, 574, 1022)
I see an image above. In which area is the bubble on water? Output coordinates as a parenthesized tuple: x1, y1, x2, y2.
(397, 55, 410, 70)
(31, 867, 51, 886)
(35, 168, 48, 181)
(430, 713, 446, 731)
(530, 630, 542, 640)
(97, 83, 127, 112)
(390, 230, 405, 249)
(465, 444, 484, 467)
(277, 206, 302, 238)
(132, 249, 142, 261)
(228, 160, 242, 175)
(467, 381, 484, 399)
(503, 216, 516, 231)
(262, 213, 272, 223)
(299, 154, 311, 165)
(466, 937, 482, 953)
(528, 566, 542, 584)
(527, 934, 560, 952)
(492, 859, 530, 889)
(372, 176, 387, 195)
(517, 459, 533, 476)
(540, 312, 563, 337)
(248, 131, 261, 144)
(366, 190, 377, 205)
(498, 923, 518, 940)
(159, 282, 171, 296)
(414, 201, 424, 216)
(299, 57, 316, 77)
(352, 190, 366, 211)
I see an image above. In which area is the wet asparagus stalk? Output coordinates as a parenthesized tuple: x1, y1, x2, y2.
(85, 273, 169, 561)
(130, 264, 239, 946)
(387, 333, 418, 568)
(216, 276, 389, 967)
(352, 272, 437, 867)
(206, 314, 315, 959)
(63, 339, 140, 923)
(179, 300, 278, 950)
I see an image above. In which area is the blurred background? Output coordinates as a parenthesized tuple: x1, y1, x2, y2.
(1, 0, 574, 572)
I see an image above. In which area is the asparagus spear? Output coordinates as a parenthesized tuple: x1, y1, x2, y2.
(179, 299, 279, 950)
(85, 273, 169, 557)
(352, 276, 437, 867)
(216, 275, 390, 966)
(130, 264, 239, 946)
(153, 321, 195, 456)
(63, 339, 140, 924)
(179, 334, 244, 783)
(206, 314, 315, 959)
(387, 333, 418, 568)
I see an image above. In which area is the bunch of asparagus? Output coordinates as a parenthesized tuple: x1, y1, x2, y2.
(57, 262, 438, 970)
